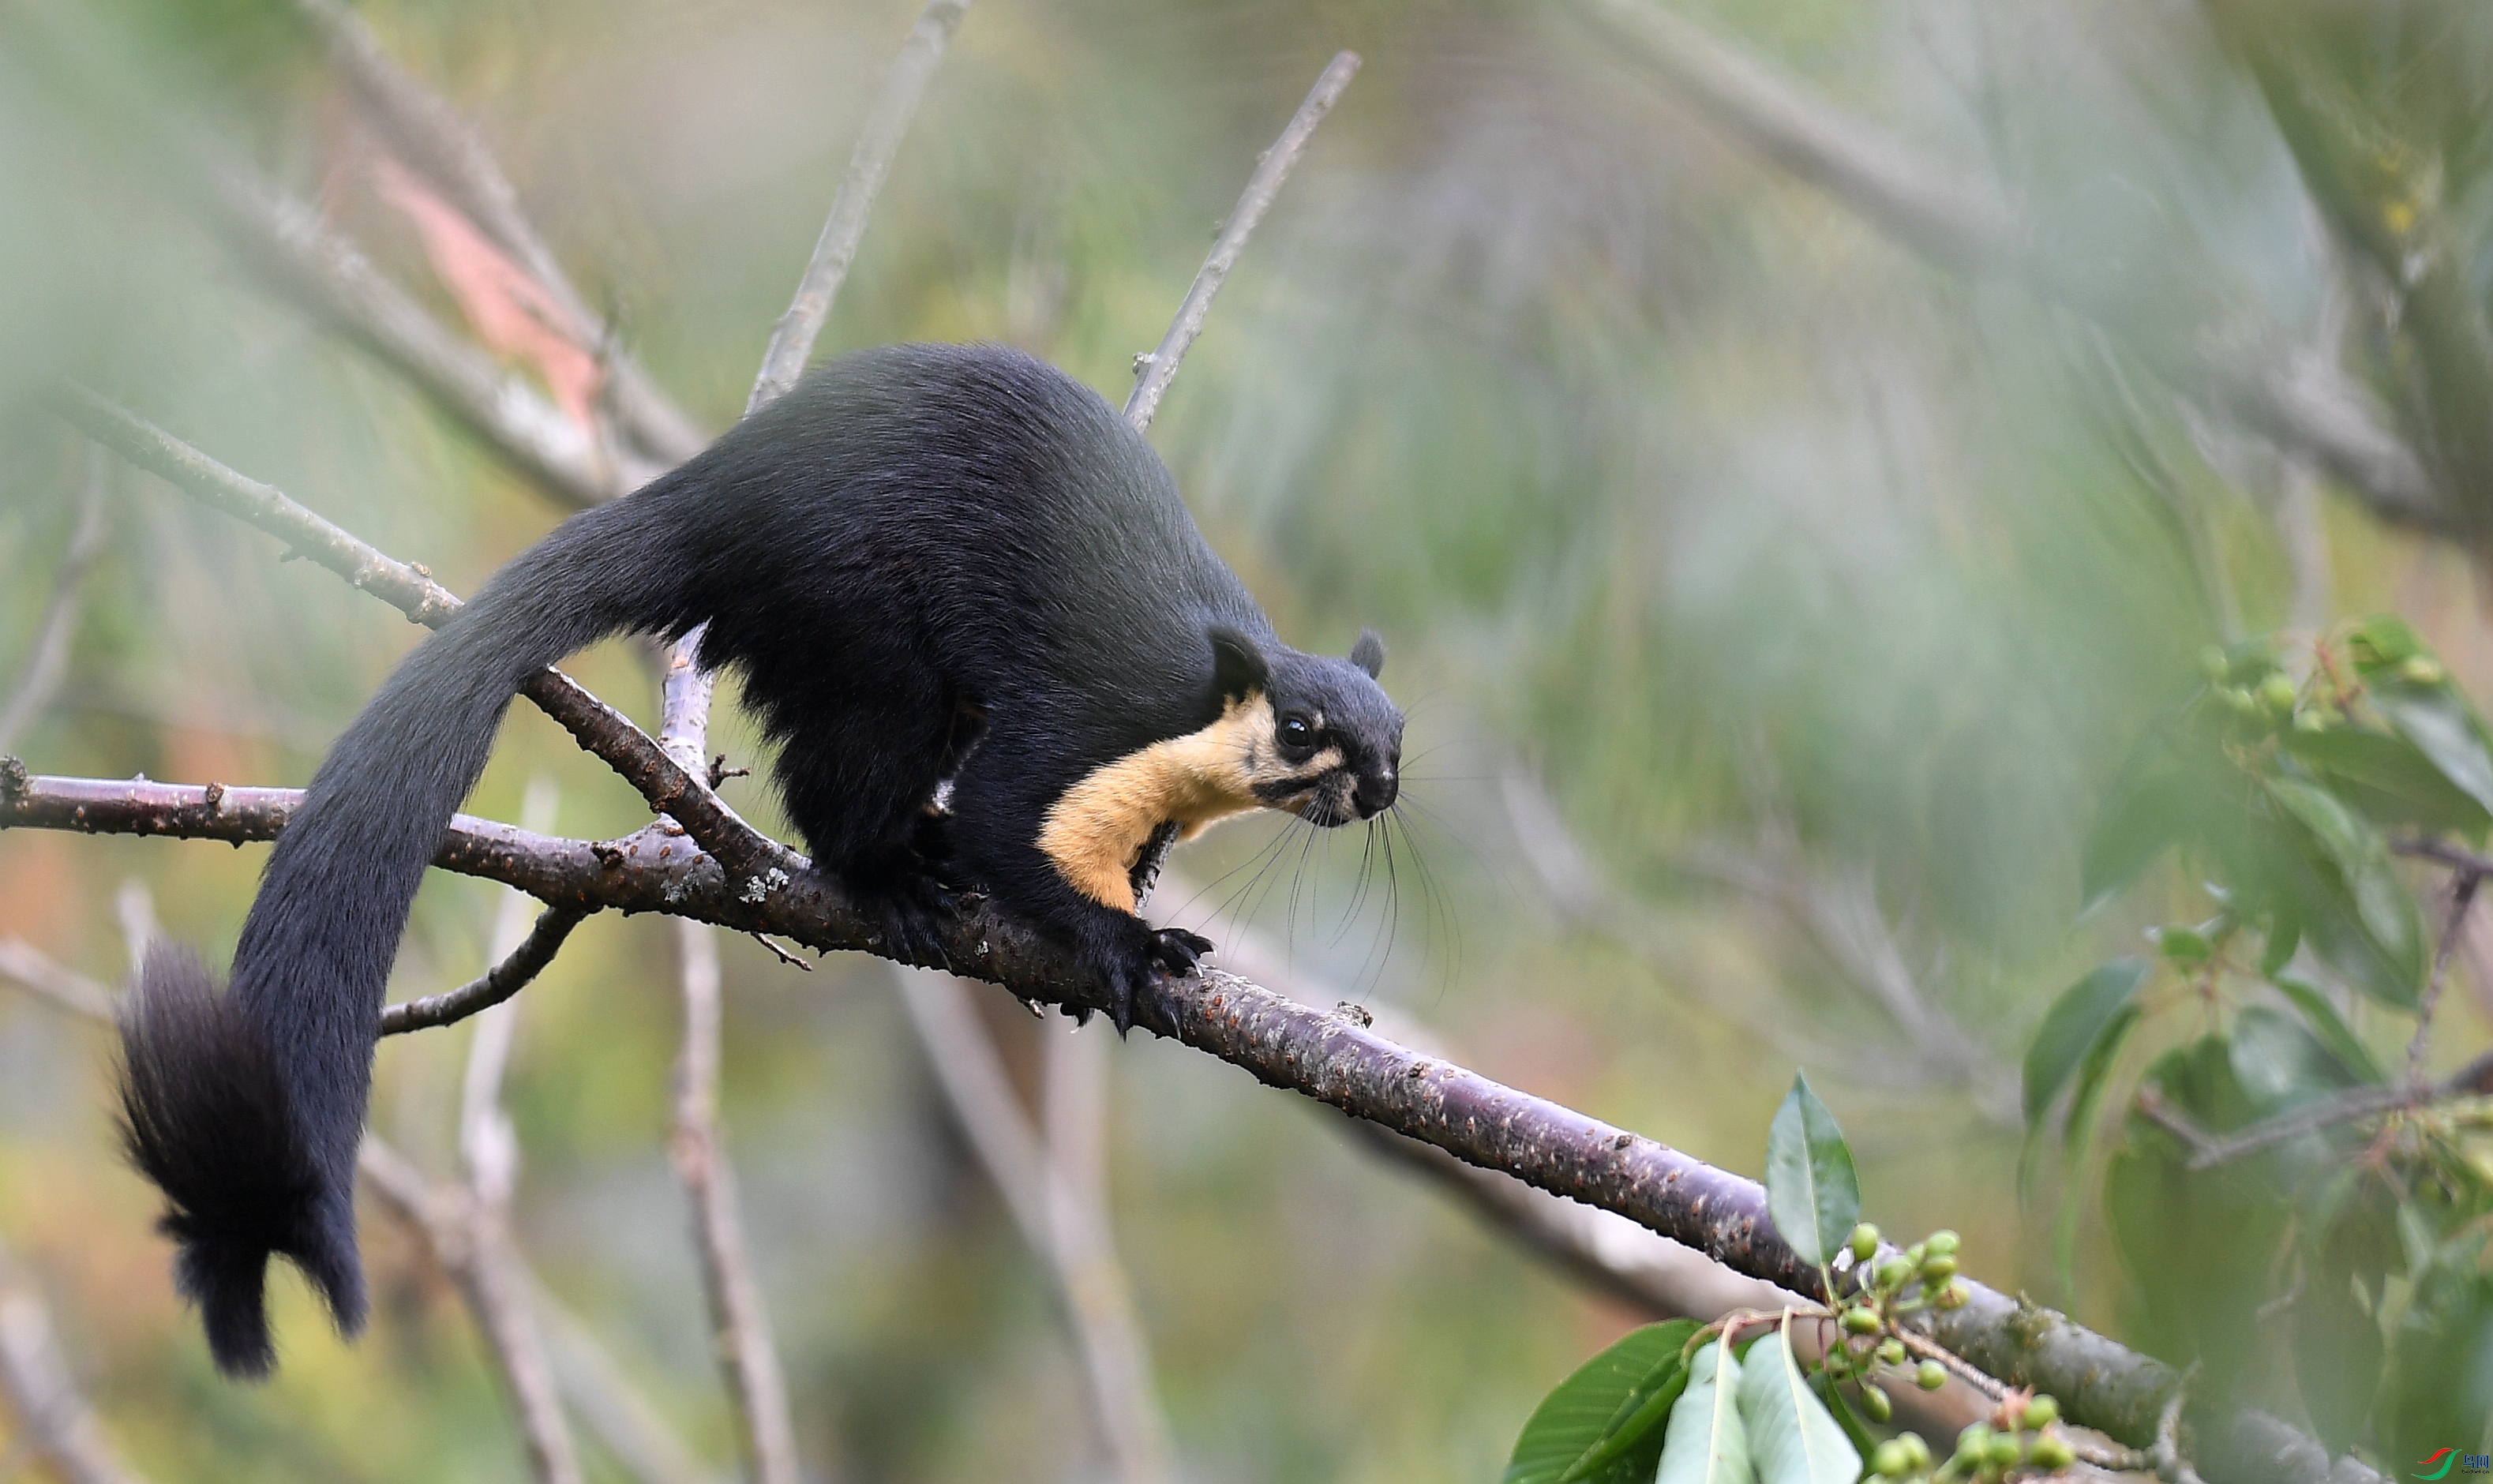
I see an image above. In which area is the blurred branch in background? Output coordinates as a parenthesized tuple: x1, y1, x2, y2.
(669, 920, 800, 1484)
(1573, 0, 2447, 535)
(1123, 50, 1360, 432)
(1498, 764, 2018, 1120)
(890, 970, 1176, 1484)
(0, 444, 110, 759)
(0, 1239, 145, 1484)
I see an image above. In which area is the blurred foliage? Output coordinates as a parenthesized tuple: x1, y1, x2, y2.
(2, 0, 2492, 1478)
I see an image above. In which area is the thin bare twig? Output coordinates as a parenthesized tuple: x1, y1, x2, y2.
(669, 921, 799, 1484)
(0, 1242, 144, 1484)
(0, 446, 111, 758)
(747, 0, 973, 412)
(891, 969, 1175, 1484)
(2412, 873, 2480, 1086)
(1123, 51, 1360, 433)
(1572, 0, 2442, 533)
(531, 1282, 726, 1484)
(382, 905, 587, 1036)
(290, 0, 708, 467)
(52, 384, 788, 886)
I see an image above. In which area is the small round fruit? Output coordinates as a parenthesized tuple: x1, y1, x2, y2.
(1955, 1425, 1993, 1463)
(2259, 673, 2298, 712)
(2199, 646, 2229, 681)
(1917, 1359, 1948, 1391)
(2220, 686, 2259, 714)
(1901, 1434, 1933, 1471)
(1986, 1434, 2024, 1468)
(1861, 1384, 1894, 1422)
(1876, 1256, 1916, 1288)
(1937, 1280, 1970, 1310)
(1849, 1223, 1881, 1262)
(2030, 1437, 2075, 1471)
(1923, 1230, 1960, 1257)
(1873, 1441, 1913, 1478)
(1843, 1306, 1883, 1335)
(1920, 1254, 1959, 1284)
(1876, 1338, 1907, 1366)
(2021, 1396, 2059, 1430)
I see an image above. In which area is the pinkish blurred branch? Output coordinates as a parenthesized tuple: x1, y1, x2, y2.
(0, 445, 111, 759)
(0, 1241, 145, 1484)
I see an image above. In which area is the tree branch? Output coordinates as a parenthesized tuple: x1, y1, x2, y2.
(0, 445, 111, 757)
(891, 969, 1177, 1484)
(668, 920, 800, 1484)
(2, 761, 2244, 1470)
(381, 905, 588, 1036)
(290, 0, 710, 467)
(746, 0, 973, 413)
(194, 152, 619, 508)
(1572, 0, 2444, 534)
(0, 1241, 145, 1484)
(1123, 51, 1360, 433)
(51, 384, 789, 886)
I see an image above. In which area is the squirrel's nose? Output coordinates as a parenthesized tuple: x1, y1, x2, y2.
(1354, 769, 1397, 818)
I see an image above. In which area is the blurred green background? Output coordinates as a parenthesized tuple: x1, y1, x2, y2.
(0, 0, 2487, 1478)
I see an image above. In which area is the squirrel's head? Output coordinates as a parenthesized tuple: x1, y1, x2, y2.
(1211, 624, 1403, 827)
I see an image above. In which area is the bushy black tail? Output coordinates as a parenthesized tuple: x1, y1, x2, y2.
(117, 490, 692, 1377)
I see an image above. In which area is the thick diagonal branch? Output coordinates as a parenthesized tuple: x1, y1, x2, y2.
(2, 762, 2240, 1473)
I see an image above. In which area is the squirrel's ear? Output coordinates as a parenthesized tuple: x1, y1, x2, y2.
(1348, 628, 1385, 680)
(1209, 624, 1269, 703)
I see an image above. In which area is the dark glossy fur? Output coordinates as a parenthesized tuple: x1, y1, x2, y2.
(118, 343, 1400, 1377)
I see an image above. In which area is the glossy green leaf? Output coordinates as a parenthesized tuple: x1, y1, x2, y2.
(1504, 1321, 1704, 1484)
(1655, 1341, 1751, 1484)
(2021, 959, 2149, 1133)
(2230, 1006, 2361, 1120)
(2346, 616, 2426, 673)
(2280, 728, 2492, 837)
(1764, 1074, 1859, 1269)
(1734, 1327, 1861, 1484)
(2266, 778, 2423, 1007)
(2270, 978, 2383, 1085)
(2371, 685, 2493, 822)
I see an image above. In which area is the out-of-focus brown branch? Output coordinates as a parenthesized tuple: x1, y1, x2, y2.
(1573, 0, 2444, 534)
(51, 385, 791, 886)
(532, 1284, 726, 1484)
(0, 445, 111, 758)
(746, 0, 973, 411)
(0, 1241, 145, 1484)
(892, 969, 1176, 1484)
(289, 0, 709, 468)
(0, 936, 118, 1021)
(1123, 51, 1360, 433)
(669, 920, 800, 1484)
(356, 1139, 583, 1484)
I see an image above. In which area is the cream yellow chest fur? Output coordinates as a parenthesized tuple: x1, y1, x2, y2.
(1037, 695, 1338, 913)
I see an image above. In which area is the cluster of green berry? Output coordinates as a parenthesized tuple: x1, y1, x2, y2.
(1817, 1224, 1970, 1422)
(2200, 641, 2442, 731)
(1865, 1395, 2076, 1481)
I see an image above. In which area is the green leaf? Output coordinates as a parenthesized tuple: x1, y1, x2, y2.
(1504, 1321, 1704, 1484)
(2258, 912, 2301, 977)
(2346, 616, 2426, 673)
(2280, 728, 2492, 837)
(1734, 1325, 1862, 1484)
(2270, 977, 2383, 1085)
(2021, 959, 2149, 1132)
(1764, 1074, 1860, 1269)
(2266, 778, 2424, 1007)
(2151, 925, 2213, 964)
(2082, 761, 2191, 912)
(2370, 684, 2493, 823)
(1812, 1375, 1876, 1461)
(1655, 1341, 1752, 1484)
(2051, 999, 2141, 1299)
(2230, 1006, 2361, 1120)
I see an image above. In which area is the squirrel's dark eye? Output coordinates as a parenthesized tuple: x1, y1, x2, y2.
(1280, 716, 1314, 748)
